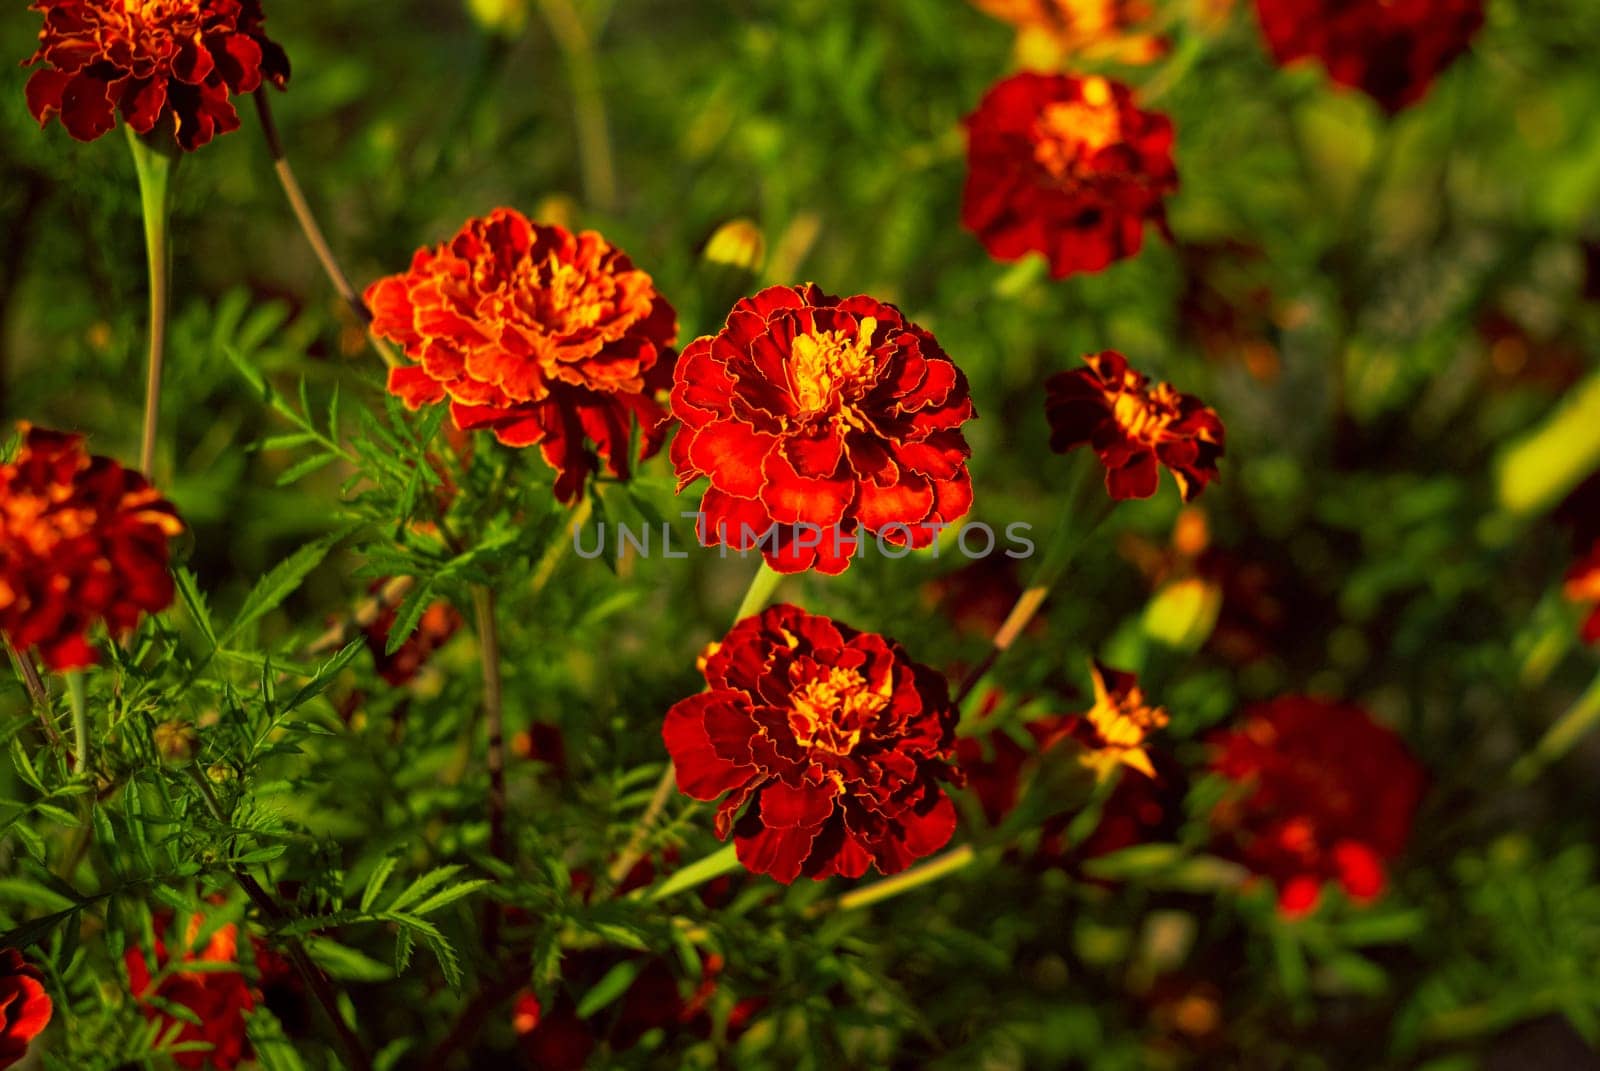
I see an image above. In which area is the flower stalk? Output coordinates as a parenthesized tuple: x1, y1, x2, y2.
(65, 669, 89, 775)
(253, 90, 398, 369)
(1512, 666, 1600, 784)
(126, 126, 178, 477)
(6, 638, 59, 749)
(470, 584, 509, 945)
(608, 561, 783, 890)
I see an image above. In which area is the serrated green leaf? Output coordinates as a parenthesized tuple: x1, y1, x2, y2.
(220, 532, 344, 646)
(387, 865, 466, 914)
(360, 856, 401, 913)
(575, 960, 644, 1019)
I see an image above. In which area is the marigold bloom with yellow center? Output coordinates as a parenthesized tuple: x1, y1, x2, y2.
(1253, 0, 1484, 114)
(0, 424, 184, 671)
(24, 0, 289, 150)
(1045, 351, 1225, 501)
(670, 284, 976, 575)
(366, 210, 679, 504)
(971, 0, 1167, 64)
(1070, 662, 1169, 780)
(662, 604, 959, 883)
(963, 72, 1177, 279)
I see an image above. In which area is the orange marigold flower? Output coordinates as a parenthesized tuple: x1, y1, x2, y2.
(0, 949, 52, 1071)
(1564, 541, 1600, 645)
(367, 210, 679, 504)
(971, 0, 1167, 64)
(669, 284, 976, 575)
(24, 0, 289, 151)
(1, 424, 184, 671)
(125, 914, 266, 1070)
(1068, 661, 1168, 780)
(1208, 697, 1426, 918)
(663, 604, 959, 883)
(1045, 351, 1224, 501)
(1253, 0, 1484, 114)
(962, 72, 1177, 279)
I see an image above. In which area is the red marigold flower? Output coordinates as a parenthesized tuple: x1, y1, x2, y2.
(971, 0, 1167, 64)
(361, 584, 463, 687)
(962, 72, 1177, 279)
(1253, 0, 1484, 114)
(663, 604, 959, 882)
(1208, 696, 1426, 917)
(669, 284, 976, 575)
(1564, 541, 1600, 645)
(0, 949, 52, 1071)
(23, 0, 289, 151)
(125, 914, 261, 1070)
(366, 210, 679, 504)
(1044, 351, 1224, 501)
(0, 424, 184, 671)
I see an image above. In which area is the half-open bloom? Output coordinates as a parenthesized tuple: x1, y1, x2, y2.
(1045, 351, 1224, 501)
(1253, 0, 1484, 114)
(1067, 662, 1168, 780)
(963, 72, 1177, 278)
(367, 210, 679, 504)
(24, 0, 289, 150)
(1208, 696, 1426, 917)
(663, 604, 959, 882)
(125, 914, 262, 1070)
(670, 284, 975, 574)
(1, 424, 184, 671)
(0, 949, 51, 1071)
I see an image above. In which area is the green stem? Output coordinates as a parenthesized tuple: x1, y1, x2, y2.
(470, 585, 509, 947)
(536, 0, 617, 212)
(65, 669, 89, 776)
(953, 454, 1113, 706)
(1512, 667, 1600, 784)
(816, 844, 978, 915)
(608, 561, 783, 889)
(5, 637, 59, 748)
(126, 126, 177, 477)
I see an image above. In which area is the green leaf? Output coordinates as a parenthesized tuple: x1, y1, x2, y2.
(275, 452, 339, 487)
(575, 960, 644, 1019)
(221, 532, 348, 645)
(384, 579, 436, 657)
(304, 936, 394, 982)
(387, 865, 467, 914)
(407, 879, 493, 918)
(360, 856, 401, 913)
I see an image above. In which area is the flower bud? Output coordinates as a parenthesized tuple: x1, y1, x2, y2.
(153, 720, 199, 764)
(700, 219, 766, 319)
(206, 763, 236, 785)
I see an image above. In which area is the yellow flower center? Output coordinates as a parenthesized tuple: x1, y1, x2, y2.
(1110, 373, 1184, 446)
(1032, 77, 1121, 178)
(788, 666, 891, 756)
(788, 317, 878, 418)
(1080, 665, 1168, 779)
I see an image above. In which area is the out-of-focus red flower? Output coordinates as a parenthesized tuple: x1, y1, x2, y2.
(663, 604, 959, 883)
(0, 949, 52, 1071)
(669, 284, 976, 575)
(1067, 662, 1169, 780)
(512, 721, 569, 779)
(971, 0, 1167, 63)
(963, 72, 1177, 279)
(1253, 0, 1484, 114)
(513, 991, 595, 1071)
(361, 587, 462, 686)
(24, 0, 289, 151)
(1564, 542, 1600, 645)
(0, 424, 184, 671)
(1208, 697, 1426, 917)
(367, 210, 679, 504)
(1476, 309, 1587, 394)
(1176, 241, 1285, 381)
(922, 558, 1039, 641)
(1045, 351, 1225, 501)
(125, 914, 263, 1070)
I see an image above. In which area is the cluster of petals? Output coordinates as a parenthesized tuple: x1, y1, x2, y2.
(125, 914, 277, 1070)
(367, 210, 679, 504)
(24, 0, 289, 151)
(1067, 661, 1169, 780)
(962, 72, 1177, 278)
(1045, 351, 1225, 501)
(1, 424, 184, 671)
(970, 0, 1167, 64)
(1208, 696, 1426, 917)
(663, 604, 960, 883)
(670, 284, 976, 575)
(0, 949, 52, 1071)
(1253, 0, 1484, 113)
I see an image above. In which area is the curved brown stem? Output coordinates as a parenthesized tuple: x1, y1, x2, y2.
(470, 585, 509, 947)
